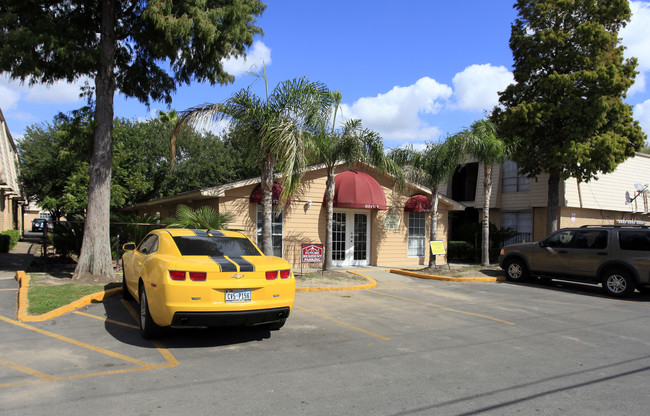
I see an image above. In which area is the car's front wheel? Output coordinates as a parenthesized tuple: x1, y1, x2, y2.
(139, 284, 163, 339)
(602, 269, 635, 298)
(504, 258, 529, 282)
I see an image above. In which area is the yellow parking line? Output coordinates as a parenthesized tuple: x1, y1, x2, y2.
(0, 361, 56, 381)
(73, 311, 139, 329)
(0, 315, 152, 367)
(368, 290, 516, 326)
(295, 305, 391, 341)
(121, 299, 140, 324)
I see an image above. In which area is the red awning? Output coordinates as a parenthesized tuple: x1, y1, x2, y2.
(404, 194, 432, 212)
(250, 183, 287, 205)
(324, 170, 387, 210)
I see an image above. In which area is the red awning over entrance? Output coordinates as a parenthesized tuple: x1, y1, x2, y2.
(404, 194, 432, 212)
(250, 183, 287, 205)
(325, 170, 387, 210)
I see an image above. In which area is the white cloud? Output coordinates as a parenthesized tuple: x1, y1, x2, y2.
(0, 74, 88, 105)
(622, 1, 650, 95)
(0, 83, 20, 109)
(339, 77, 452, 142)
(452, 64, 514, 111)
(222, 41, 271, 76)
(634, 98, 650, 137)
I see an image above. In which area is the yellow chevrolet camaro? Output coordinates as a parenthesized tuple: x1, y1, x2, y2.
(121, 228, 295, 338)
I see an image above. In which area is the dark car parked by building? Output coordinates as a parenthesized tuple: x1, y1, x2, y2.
(499, 222, 650, 297)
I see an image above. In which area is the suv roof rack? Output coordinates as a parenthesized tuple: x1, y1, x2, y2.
(579, 224, 648, 229)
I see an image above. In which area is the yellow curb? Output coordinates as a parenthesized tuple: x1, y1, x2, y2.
(296, 270, 377, 292)
(389, 268, 505, 282)
(15, 271, 122, 322)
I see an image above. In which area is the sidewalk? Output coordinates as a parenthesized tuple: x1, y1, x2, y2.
(0, 238, 38, 279)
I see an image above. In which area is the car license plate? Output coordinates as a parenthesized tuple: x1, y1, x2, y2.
(225, 289, 251, 303)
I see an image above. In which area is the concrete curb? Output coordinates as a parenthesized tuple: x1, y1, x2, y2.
(296, 271, 377, 292)
(15, 271, 121, 322)
(14, 269, 378, 322)
(389, 268, 505, 282)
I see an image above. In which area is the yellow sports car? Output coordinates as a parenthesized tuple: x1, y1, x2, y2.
(121, 228, 295, 338)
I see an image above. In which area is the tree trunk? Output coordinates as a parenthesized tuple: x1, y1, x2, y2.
(481, 163, 493, 266)
(428, 188, 439, 268)
(73, 0, 116, 280)
(323, 168, 335, 271)
(546, 173, 560, 236)
(260, 153, 274, 256)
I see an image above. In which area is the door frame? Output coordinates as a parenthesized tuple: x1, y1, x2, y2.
(332, 209, 371, 267)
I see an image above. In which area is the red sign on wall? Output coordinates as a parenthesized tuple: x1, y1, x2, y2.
(301, 244, 324, 263)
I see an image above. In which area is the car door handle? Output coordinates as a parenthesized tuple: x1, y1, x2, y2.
(137, 262, 143, 266)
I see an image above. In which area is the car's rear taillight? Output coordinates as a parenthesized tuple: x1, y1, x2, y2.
(169, 270, 186, 281)
(266, 271, 278, 280)
(189, 272, 207, 281)
(280, 269, 291, 279)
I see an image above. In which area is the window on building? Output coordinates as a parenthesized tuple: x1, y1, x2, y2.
(502, 160, 530, 193)
(502, 211, 533, 245)
(408, 212, 426, 257)
(256, 205, 283, 256)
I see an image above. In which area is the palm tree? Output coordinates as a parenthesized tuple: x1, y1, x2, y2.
(310, 91, 400, 270)
(461, 119, 510, 266)
(164, 204, 231, 230)
(390, 135, 465, 268)
(171, 67, 331, 255)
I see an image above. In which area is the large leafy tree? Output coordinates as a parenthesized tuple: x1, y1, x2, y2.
(173, 70, 332, 255)
(0, 0, 265, 279)
(492, 0, 646, 236)
(310, 91, 399, 270)
(461, 119, 510, 266)
(390, 136, 465, 268)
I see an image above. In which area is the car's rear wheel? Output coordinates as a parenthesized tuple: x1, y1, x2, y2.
(121, 262, 132, 300)
(602, 269, 635, 298)
(505, 258, 529, 282)
(267, 318, 286, 331)
(139, 284, 163, 339)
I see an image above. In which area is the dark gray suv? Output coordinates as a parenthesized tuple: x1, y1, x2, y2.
(499, 224, 650, 297)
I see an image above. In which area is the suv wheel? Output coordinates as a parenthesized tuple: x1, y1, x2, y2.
(505, 258, 529, 282)
(602, 269, 635, 298)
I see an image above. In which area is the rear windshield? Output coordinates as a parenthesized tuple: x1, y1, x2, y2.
(173, 236, 261, 257)
(619, 231, 650, 251)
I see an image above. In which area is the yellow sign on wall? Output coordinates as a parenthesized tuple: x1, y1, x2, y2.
(429, 240, 446, 255)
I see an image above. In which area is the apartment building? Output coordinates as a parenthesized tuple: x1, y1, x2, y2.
(0, 108, 24, 233)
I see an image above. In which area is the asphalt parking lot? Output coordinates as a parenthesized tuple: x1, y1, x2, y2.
(2, 270, 650, 416)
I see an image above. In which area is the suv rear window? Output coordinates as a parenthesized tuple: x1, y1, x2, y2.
(173, 236, 261, 257)
(618, 231, 650, 251)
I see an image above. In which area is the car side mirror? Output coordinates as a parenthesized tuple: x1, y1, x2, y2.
(122, 242, 136, 251)
(539, 241, 547, 248)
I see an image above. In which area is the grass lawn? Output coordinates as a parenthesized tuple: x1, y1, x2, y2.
(27, 280, 108, 315)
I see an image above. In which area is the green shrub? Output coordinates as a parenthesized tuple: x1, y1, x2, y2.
(447, 241, 474, 263)
(0, 230, 20, 252)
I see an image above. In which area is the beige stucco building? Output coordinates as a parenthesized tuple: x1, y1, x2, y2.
(444, 152, 650, 243)
(0, 108, 24, 233)
(126, 163, 464, 268)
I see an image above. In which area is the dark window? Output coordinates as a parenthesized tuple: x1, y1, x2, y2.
(572, 230, 608, 249)
(451, 162, 478, 201)
(544, 230, 575, 248)
(138, 235, 159, 254)
(173, 236, 261, 257)
(619, 231, 650, 251)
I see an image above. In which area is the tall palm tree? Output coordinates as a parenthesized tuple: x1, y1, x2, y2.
(461, 119, 510, 266)
(390, 135, 465, 268)
(171, 68, 331, 255)
(164, 204, 232, 230)
(310, 91, 399, 270)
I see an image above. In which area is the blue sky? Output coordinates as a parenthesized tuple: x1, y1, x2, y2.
(1, 1, 650, 151)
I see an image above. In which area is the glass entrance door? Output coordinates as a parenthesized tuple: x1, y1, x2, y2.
(332, 211, 369, 266)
